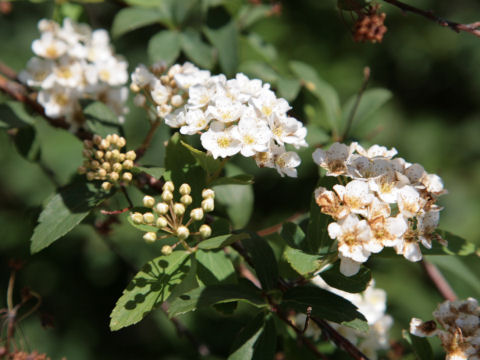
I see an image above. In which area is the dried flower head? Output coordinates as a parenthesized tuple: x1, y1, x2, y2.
(353, 5, 387, 43)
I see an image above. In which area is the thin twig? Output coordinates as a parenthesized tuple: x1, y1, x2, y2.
(342, 67, 370, 141)
(0, 62, 17, 80)
(421, 260, 457, 302)
(256, 212, 304, 237)
(383, 0, 480, 38)
(100, 207, 131, 215)
(120, 186, 134, 209)
(135, 119, 161, 160)
(302, 306, 312, 334)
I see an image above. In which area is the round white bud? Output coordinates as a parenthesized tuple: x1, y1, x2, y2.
(190, 208, 204, 221)
(113, 163, 123, 173)
(101, 162, 111, 171)
(155, 202, 169, 215)
(202, 189, 215, 199)
(180, 195, 192, 206)
(201, 198, 214, 212)
(161, 190, 173, 202)
(86, 172, 95, 181)
(176, 226, 190, 240)
(82, 149, 92, 158)
(161, 245, 173, 256)
(122, 172, 133, 182)
(109, 172, 119, 182)
(173, 203, 185, 216)
(101, 181, 112, 191)
(143, 232, 157, 243)
(131, 212, 144, 224)
(199, 224, 212, 239)
(163, 181, 174, 192)
(92, 135, 102, 145)
(179, 183, 191, 195)
(100, 139, 110, 150)
(122, 160, 134, 170)
(130, 83, 140, 92)
(98, 168, 107, 178)
(156, 216, 168, 228)
(118, 153, 126, 162)
(90, 160, 100, 169)
(117, 137, 126, 148)
(83, 140, 93, 148)
(171, 94, 183, 107)
(143, 212, 155, 224)
(104, 151, 112, 160)
(111, 149, 120, 161)
(110, 134, 119, 144)
(143, 195, 156, 208)
(126, 150, 136, 161)
(95, 150, 104, 160)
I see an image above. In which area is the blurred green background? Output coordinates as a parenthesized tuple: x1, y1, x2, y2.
(0, 0, 479, 359)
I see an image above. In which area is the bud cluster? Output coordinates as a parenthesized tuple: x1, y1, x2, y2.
(410, 297, 480, 360)
(130, 181, 215, 250)
(78, 134, 136, 191)
(353, 5, 387, 43)
(313, 142, 447, 276)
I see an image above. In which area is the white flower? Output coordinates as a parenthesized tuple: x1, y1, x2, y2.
(18, 57, 54, 87)
(206, 98, 243, 123)
(251, 88, 290, 119)
(269, 115, 307, 148)
(334, 180, 374, 217)
(275, 150, 301, 178)
(180, 109, 210, 135)
(236, 115, 270, 157)
(95, 57, 128, 86)
(32, 32, 67, 59)
(131, 64, 154, 88)
(165, 108, 187, 128)
(353, 142, 398, 159)
(397, 185, 424, 218)
(200, 121, 241, 158)
(188, 83, 215, 109)
(394, 236, 423, 262)
(313, 142, 352, 176)
(38, 87, 79, 118)
(150, 79, 170, 105)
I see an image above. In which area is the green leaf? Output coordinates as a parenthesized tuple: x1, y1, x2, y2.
(402, 330, 434, 360)
(245, 33, 277, 63)
(167, 255, 199, 302)
(111, 7, 169, 38)
(283, 246, 323, 276)
(281, 222, 306, 249)
(167, 283, 267, 317)
(196, 249, 235, 284)
(252, 315, 276, 360)
(204, 21, 238, 76)
(84, 101, 121, 137)
(209, 174, 254, 186)
(180, 140, 223, 177)
(423, 230, 477, 256)
(340, 88, 392, 135)
(242, 234, 278, 291)
(290, 61, 340, 133)
(277, 78, 302, 102)
(236, 4, 272, 30)
(239, 60, 278, 84)
(213, 164, 254, 229)
(198, 233, 249, 250)
(282, 286, 367, 330)
(320, 262, 371, 293)
(148, 30, 181, 66)
(13, 126, 40, 162)
(0, 100, 36, 126)
(125, 207, 161, 233)
(124, 0, 166, 6)
(228, 312, 265, 360)
(30, 179, 111, 253)
(180, 29, 215, 69)
(337, 0, 369, 11)
(110, 251, 191, 330)
(132, 166, 166, 179)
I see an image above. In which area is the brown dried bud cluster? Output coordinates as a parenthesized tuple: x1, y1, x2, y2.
(353, 5, 387, 43)
(77, 134, 136, 191)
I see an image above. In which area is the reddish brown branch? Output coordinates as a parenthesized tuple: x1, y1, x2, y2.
(135, 119, 161, 160)
(0, 62, 17, 80)
(383, 0, 480, 38)
(421, 260, 457, 302)
(257, 212, 304, 237)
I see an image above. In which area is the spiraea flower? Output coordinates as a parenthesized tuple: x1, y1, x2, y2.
(19, 18, 129, 130)
(298, 278, 393, 360)
(313, 142, 447, 276)
(410, 298, 480, 360)
(77, 134, 135, 191)
(131, 63, 307, 177)
(130, 181, 215, 249)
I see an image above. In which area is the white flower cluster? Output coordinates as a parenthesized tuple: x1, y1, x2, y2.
(313, 142, 446, 276)
(299, 278, 393, 360)
(410, 297, 480, 360)
(130, 62, 308, 177)
(19, 18, 129, 129)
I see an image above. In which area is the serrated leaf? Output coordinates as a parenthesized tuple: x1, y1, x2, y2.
(180, 29, 215, 69)
(196, 249, 235, 284)
(168, 283, 267, 317)
(281, 222, 306, 249)
(111, 7, 169, 38)
(320, 262, 371, 293)
(110, 251, 191, 330)
(283, 246, 323, 276)
(402, 330, 434, 360)
(148, 30, 181, 65)
(282, 286, 367, 329)
(423, 230, 476, 256)
(180, 140, 222, 176)
(242, 234, 278, 290)
(198, 233, 249, 250)
(30, 179, 110, 253)
(290, 61, 340, 133)
(204, 21, 238, 76)
(209, 174, 254, 186)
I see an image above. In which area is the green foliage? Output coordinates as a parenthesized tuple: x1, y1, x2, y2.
(148, 30, 181, 66)
(403, 330, 434, 360)
(197, 233, 249, 250)
(283, 246, 323, 276)
(203, 21, 239, 76)
(110, 251, 191, 330)
(84, 101, 122, 137)
(111, 7, 170, 38)
(319, 262, 372, 293)
(196, 249, 236, 284)
(30, 178, 111, 253)
(180, 29, 216, 69)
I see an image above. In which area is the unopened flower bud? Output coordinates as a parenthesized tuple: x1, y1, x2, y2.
(113, 163, 123, 173)
(111, 134, 119, 145)
(161, 245, 173, 256)
(143, 231, 157, 243)
(126, 150, 136, 161)
(180, 195, 192, 206)
(161, 190, 173, 202)
(202, 189, 215, 199)
(102, 181, 112, 191)
(104, 151, 112, 160)
(163, 181, 174, 192)
(171, 94, 183, 107)
(102, 162, 111, 171)
(93, 135, 102, 145)
(156, 216, 168, 228)
(202, 198, 214, 212)
(134, 94, 146, 107)
(143, 195, 155, 208)
(131, 212, 143, 224)
(83, 140, 93, 148)
(122, 160, 134, 170)
(86, 172, 95, 181)
(143, 212, 155, 224)
(111, 149, 120, 161)
(98, 168, 107, 178)
(176, 226, 190, 240)
(77, 166, 87, 174)
(155, 202, 169, 215)
(95, 150, 104, 160)
(100, 139, 110, 150)
(122, 172, 133, 182)
(117, 137, 126, 148)
(90, 160, 100, 169)
(119, 153, 126, 162)
(82, 149, 92, 158)
(179, 183, 191, 195)
(173, 203, 185, 216)
(199, 224, 212, 239)
(109, 172, 119, 182)
(130, 83, 140, 92)
(190, 208, 204, 221)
